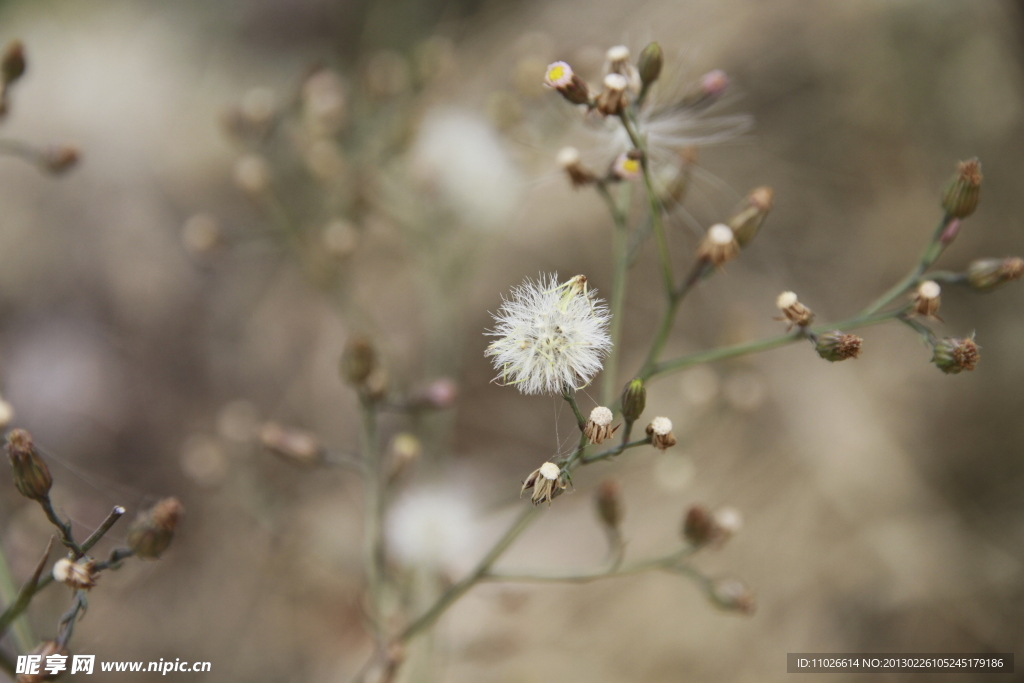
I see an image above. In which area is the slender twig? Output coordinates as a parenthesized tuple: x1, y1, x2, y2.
(358, 394, 386, 645)
(484, 546, 695, 584)
(562, 390, 587, 431)
(81, 506, 126, 553)
(860, 213, 952, 316)
(596, 182, 632, 407)
(38, 498, 84, 559)
(581, 437, 651, 465)
(0, 538, 53, 647)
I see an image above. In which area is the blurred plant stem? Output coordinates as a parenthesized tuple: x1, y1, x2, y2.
(596, 182, 631, 407)
(358, 394, 387, 645)
(0, 542, 35, 655)
(485, 545, 696, 583)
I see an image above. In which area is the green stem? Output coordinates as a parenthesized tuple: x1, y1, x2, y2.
(581, 437, 651, 465)
(39, 498, 83, 559)
(562, 390, 586, 431)
(860, 213, 952, 316)
(596, 183, 631, 407)
(896, 313, 937, 346)
(358, 395, 386, 642)
(636, 260, 710, 381)
(648, 309, 901, 380)
(483, 546, 696, 584)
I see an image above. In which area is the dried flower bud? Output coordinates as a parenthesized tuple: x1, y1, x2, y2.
(364, 368, 390, 402)
(604, 45, 640, 94)
(595, 73, 628, 116)
(557, 146, 596, 187)
(941, 158, 982, 219)
(815, 331, 862, 362)
(730, 186, 774, 247)
(38, 145, 79, 175)
(389, 433, 421, 481)
(52, 557, 98, 590)
(912, 280, 942, 319)
(621, 379, 647, 423)
(340, 336, 377, 386)
(932, 336, 979, 374)
(966, 257, 1024, 292)
(646, 416, 676, 450)
(0, 399, 13, 430)
(683, 505, 715, 546)
(521, 461, 569, 506)
(775, 291, 813, 328)
(710, 577, 756, 615)
(233, 154, 271, 196)
(259, 422, 323, 466)
(2, 41, 25, 86)
(584, 406, 619, 445)
(6, 429, 52, 502)
(609, 150, 641, 181)
(594, 479, 622, 530)
(17, 641, 67, 683)
(543, 61, 590, 106)
(126, 498, 182, 560)
(637, 42, 663, 88)
(697, 224, 739, 267)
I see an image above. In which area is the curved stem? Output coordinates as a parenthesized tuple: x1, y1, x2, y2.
(860, 213, 952, 316)
(484, 546, 696, 584)
(358, 395, 386, 643)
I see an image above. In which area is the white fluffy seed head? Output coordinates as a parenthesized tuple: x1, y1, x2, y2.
(557, 146, 581, 168)
(918, 280, 941, 299)
(603, 73, 628, 92)
(485, 274, 612, 395)
(708, 224, 735, 245)
(650, 416, 673, 435)
(590, 406, 613, 426)
(539, 462, 561, 480)
(776, 291, 798, 310)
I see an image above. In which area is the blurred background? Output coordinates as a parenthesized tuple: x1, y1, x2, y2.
(0, 0, 1022, 680)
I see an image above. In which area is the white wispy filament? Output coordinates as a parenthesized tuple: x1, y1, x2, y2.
(486, 274, 612, 395)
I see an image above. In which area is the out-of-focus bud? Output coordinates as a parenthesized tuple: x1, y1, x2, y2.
(412, 377, 458, 410)
(594, 479, 622, 530)
(697, 224, 739, 267)
(557, 146, 596, 188)
(637, 42, 663, 88)
(17, 641, 67, 683)
(389, 433, 421, 482)
(364, 368, 390, 402)
(646, 416, 676, 450)
(699, 70, 729, 99)
(709, 577, 756, 615)
(2, 40, 25, 85)
(584, 406, 619, 445)
(37, 145, 80, 175)
(126, 498, 182, 560)
(340, 336, 377, 386)
(912, 280, 942, 319)
(941, 158, 981, 219)
(301, 69, 346, 136)
(815, 331, 862, 362)
(609, 150, 641, 181)
(181, 213, 222, 256)
(683, 504, 715, 546)
(6, 429, 52, 502)
(932, 336, 979, 374)
(259, 422, 323, 466)
(730, 186, 774, 247)
(595, 73, 628, 116)
(621, 379, 646, 423)
(775, 291, 813, 329)
(543, 61, 591, 106)
(604, 45, 640, 95)
(233, 154, 272, 196)
(0, 398, 13, 430)
(52, 557, 98, 590)
(712, 507, 743, 543)
(966, 257, 1024, 292)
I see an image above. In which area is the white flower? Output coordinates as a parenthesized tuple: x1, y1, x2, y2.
(486, 274, 612, 395)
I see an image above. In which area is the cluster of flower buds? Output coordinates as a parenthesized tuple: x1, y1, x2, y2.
(584, 406, 619, 445)
(682, 504, 743, 548)
(932, 336, 979, 374)
(126, 498, 183, 560)
(646, 416, 676, 450)
(521, 461, 569, 506)
(544, 43, 664, 115)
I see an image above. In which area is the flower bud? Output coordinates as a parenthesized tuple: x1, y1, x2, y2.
(941, 158, 981, 219)
(775, 291, 813, 328)
(2, 40, 25, 86)
(710, 577, 756, 615)
(683, 504, 715, 546)
(814, 331, 862, 362)
(595, 73, 628, 116)
(912, 280, 942, 319)
(609, 150, 641, 181)
(543, 61, 591, 106)
(521, 461, 568, 506)
(594, 479, 622, 530)
(637, 42, 663, 88)
(697, 224, 739, 267)
(621, 379, 646, 423)
(340, 335, 377, 386)
(388, 433, 421, 482)
(557, 146, 596, 188)
(584, 406, 619, 445)
(416, 377, 459, 409)
(126, 498, 182, 560)
(259, 422, 323, 466)
(17, 641, 67, 683)
(932, 336, 979, 374)
(729, 186, 774, 247)
(966, 257, 1024, 292)
(6, 428, 52, 502)
(52, 557, 98, 590)
(646, 416, 676, 450)
(39, 145, 80, 175)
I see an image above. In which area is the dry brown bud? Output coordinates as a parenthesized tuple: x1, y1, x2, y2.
(594, 479, 622, 530)
(17, 641, 67, 683)
(340, 335, 377, 386)
(646, 416, 676, 450)
(126, 498, 182, 560)
(52, 557, 98, 590)
(697, 224, 739, 267)
(911, 280, 942, 320)
(6, 428, 52, 502)
(521, 462, 568, 506)
(710, 577, 756, 615)
(595, 73, 628, 116)
(584, 406, 619, 445)
(932, 336, 979, 374)
(556, 147, 596, 187)
(259, 422, 323, 466)
(38, 145, 80, 175)
(2, 40, 25, 85)
(730, 186, 774, 247)
(815, 331, 862, 362)
(941, 158, 981, 219)
(775, 291, 813, 328)
(966, 257, 1024, 292)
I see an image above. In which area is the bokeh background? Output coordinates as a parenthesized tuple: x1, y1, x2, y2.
(0, 0, 1023, 681)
